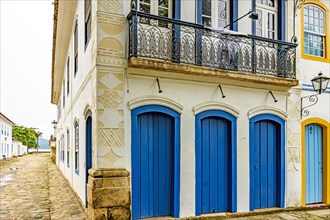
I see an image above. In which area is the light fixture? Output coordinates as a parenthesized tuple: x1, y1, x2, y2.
(311, 72, 330, 94)
(51, 120, 58, 129)
(301, 72, 329, 118)
(224, 10, 259, 29)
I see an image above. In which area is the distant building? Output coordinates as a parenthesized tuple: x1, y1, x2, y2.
(0, 112, 15, 160)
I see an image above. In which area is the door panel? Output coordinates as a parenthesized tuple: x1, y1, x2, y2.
(201, 117, 231, 213)
(138, 112, 174, 218)
(305, 124, 323, 204)
(254, 120, 280, 209)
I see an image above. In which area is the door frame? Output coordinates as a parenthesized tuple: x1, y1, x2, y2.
(249, 114, 285, 211)
(195, 110, 237, 215)
(302, 118, 329, 206)
(131, 105, 181, 219)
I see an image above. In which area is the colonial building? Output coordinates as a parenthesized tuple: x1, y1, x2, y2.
(293, 0, 330, 207)
(0, 112, 15, 160)
(50, 0, 328, 219)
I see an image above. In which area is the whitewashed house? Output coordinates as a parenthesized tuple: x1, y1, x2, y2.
(0, 112, 15, 160)
(51, 0, 329, 219)
(12, 139, 23, 157)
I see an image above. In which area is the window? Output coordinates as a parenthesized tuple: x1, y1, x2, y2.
(202, 0, 229, 27)
(74, 20, 78, 76)
(1, 124, 3, 135)
(67, 129, 70, 168)
(74, 121, 79, 174)
(67, 57, 70, 96)
(85, 0, 91, 45)
(61, 135, 65, 162)
(256, 0, 277, 39)
(62, 80, 65, 108)
(304, 4, 325, 57)
(138, 0, 171, 17)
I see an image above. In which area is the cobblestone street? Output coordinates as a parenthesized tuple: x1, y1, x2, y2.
(0, 153, 86, 219)
(0, 153, 329, 220)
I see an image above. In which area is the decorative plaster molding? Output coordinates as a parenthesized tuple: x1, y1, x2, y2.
(193, 101, 240, 118)
(84, 104, 92, 119)
(128, 96, 183, 114)
(248, 105, 288, 120)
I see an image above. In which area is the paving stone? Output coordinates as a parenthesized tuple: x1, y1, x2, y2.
(0, 153, 86, 219)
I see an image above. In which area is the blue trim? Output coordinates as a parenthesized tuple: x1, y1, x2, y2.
(174, 0, 181, 19)
(230, 0, 238, 31)
(85, 116, 92, 207)
(249, 114, 285, 211)
(278, 0, 286, 41)
(196, 0, 202, 24)
(251, 0, 256, 35)
(195, 110, 237, 215)
(131, 105, 180, 220)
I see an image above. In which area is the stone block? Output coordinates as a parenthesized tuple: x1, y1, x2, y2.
(88, 176, 129, 188)
(87, 204, 107, 220)
(88, 168, 129, 178)
(108, 206, 131, 220)
(90, 187, 130, 209)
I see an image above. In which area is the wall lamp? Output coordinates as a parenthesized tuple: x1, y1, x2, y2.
(301, 72, 330, 118)
(224, 10, 258, 29)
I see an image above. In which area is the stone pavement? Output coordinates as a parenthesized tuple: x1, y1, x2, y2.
(0, 153, 86, 219)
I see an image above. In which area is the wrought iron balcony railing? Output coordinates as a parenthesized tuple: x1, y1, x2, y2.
(128, 11, 297, 79)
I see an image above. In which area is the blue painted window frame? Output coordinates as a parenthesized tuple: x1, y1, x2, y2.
(249, 114, 285, 211)
(195, 110, 237, 215)
(131, 105, 181, 219)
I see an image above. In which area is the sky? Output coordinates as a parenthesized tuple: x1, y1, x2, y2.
(0, 0, 56, 139)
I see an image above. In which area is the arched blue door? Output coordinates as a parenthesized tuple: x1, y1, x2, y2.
(85, 116, 92, 206)
(252, 120, 281, 209)
(305, 124, 323, 204)
(249, 114, 285, 211)
(196, 110, 237, 215)
(132, 105, 180, 220)
(201, 117, 230, 213)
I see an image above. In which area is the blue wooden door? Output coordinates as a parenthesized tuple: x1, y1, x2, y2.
(201, 117, 231, 213)
(305, 124, 323, 204)
(86, 116, 92, 206)
(137, 112, 174, 218)
(253, 120, 280, 209)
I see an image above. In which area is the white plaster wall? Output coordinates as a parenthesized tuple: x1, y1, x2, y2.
(123, 73, 289, 217)
(55, 0, 97, 207)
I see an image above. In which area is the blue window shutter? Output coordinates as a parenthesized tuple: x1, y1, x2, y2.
(278, 0, 286, 41)
(230, 0, 238, 31)
(174, 0, 181, 19)
(196, 0, 202, 24)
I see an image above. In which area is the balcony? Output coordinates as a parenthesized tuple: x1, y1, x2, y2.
(128, 11, 297, 80)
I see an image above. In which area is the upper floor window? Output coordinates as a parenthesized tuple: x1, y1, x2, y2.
(256, 0, 277, 39)
(74, 121, 79, 174)
(138, 0, 171, 18)
(74, 20, 78, 76)
(202, 0, 229, 27)
(67, 57, 70, 96)
(304, 4, 325, 57)
(85, 0, 91, 45)
(67, 129, 70, 168)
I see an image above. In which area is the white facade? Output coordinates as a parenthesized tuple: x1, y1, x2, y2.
(0, 113, 15, 160)
(51, 0, 329, 218)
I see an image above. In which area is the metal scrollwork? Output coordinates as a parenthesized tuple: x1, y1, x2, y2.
(301, 94, 319, 118)
(128, 11, 297, 79)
